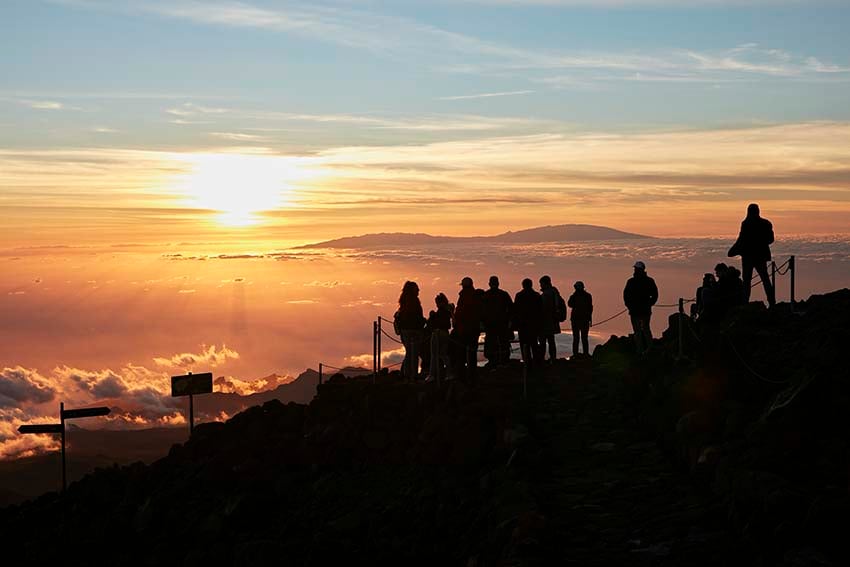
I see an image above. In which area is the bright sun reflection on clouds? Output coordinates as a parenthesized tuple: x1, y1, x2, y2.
(171, 152, 318, 226)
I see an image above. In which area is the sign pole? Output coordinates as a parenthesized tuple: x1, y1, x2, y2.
(319, 362, 324, 385)
(377, 317, 383, 371)
(60, 401, 66, 493)
(189, 393, 194, 436)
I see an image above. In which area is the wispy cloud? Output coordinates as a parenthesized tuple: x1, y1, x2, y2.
(56, 1, 849, 83)
(439, 90, 535, 101)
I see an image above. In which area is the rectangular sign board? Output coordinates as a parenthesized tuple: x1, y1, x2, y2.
(62, 407, 111, 420)
(171, 372, 213, 397)
(19, 424, 63, 434)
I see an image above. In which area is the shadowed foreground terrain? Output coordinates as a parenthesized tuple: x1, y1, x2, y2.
(2, 289, 848, 566)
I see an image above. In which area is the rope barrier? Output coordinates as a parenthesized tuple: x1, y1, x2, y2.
(725, 335, 789, 385)
(380, 327, 403, 344)
(320, 363, 343, 371)
(588, 308, 628, 328)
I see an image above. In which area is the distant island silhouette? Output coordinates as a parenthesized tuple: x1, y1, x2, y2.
(298, 224, 652, 249)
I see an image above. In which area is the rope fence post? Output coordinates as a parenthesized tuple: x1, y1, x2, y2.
(372, 320, 378, 383)
(677, 297, 685, 361)
(319, 363, 323, 386)
(771, 260, 777, 292)
(377, 316, 383, 371)
(789, 255, 796, 306)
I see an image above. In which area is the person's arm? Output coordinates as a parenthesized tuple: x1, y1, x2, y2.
(649, 279, 659, 306)
(766, 220, 775, 245)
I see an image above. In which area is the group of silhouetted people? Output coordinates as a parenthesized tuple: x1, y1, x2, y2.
(394, 275, 594, 382)
(692, 204, 777, 324)
(394, 204, 779, 375)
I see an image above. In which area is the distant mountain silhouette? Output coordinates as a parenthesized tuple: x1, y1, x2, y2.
(297, 224, 652, 249)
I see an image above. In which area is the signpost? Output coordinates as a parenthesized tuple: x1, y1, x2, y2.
(171, 371, 213, 436)
(17, 402, 111, 492)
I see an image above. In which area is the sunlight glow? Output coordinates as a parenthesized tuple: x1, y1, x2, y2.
(172, 152, 317, 226)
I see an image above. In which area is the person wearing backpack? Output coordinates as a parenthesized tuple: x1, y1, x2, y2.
(539, 275, 564, 363)
(567, 281, 593, 357)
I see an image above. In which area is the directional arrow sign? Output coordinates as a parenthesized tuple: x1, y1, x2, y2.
(171, 372, 213, 397)
(61, 406, 111, 420)
(18, 424, 63, 434)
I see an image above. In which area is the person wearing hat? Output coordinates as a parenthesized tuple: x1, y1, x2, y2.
(452, 276, 483, 381)
(512, 278, 543, 367)
(482, 275, 514, 366)
(623, 261, 658, 355)
(568, 281, 593, 357)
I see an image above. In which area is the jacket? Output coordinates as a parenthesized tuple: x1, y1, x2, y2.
(729, 216, 774, 262)
(568, 289, 593, 323)
(482, 288, 513, 330)
(623, 273, 659, 317)
(540, 286, 562, 335)
(454, 287, 483, 337)
(512, 288, 543, 337)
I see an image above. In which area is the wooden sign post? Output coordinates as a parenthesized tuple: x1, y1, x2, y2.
(171, 371, 213, 436)
(18, 403, 111, 492)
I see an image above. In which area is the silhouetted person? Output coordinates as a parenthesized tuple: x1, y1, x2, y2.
(692, 273, 717, 322)
(395, 281, 426, 380)
(539, 275, 563, 362)
(513, 278, 543, 366)
(728, 203, 776, 307)
(482, 275, 513, 366)
(568, 281, 593, 357)
(714, 262, 744, 315)
(623, 261, 658, 355)
(426, 293, 454, 383)
(453, 276, 483, 381)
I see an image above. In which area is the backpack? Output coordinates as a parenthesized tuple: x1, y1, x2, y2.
(392, 310, 402, 335)
(555, 291, 567, 323)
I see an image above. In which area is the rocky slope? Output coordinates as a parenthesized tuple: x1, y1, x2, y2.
(2, 289, 847, 566)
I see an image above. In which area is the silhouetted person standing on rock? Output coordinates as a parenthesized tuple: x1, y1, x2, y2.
(728, 203, 776, 307)
(513, 278, 543, 366)
(453, 276, 483, 381)
(426, 292, 454, 383)
(623, 261, 658, 355)
(395, 281, 426, 380)
(568, 281, 593, 357)
(692, 273, 717, 322)
(482, 275, 513, 367)
(539, 275, 564, 363)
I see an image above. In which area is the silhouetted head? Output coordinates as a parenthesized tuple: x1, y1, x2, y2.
(714, 263, 728, 278)
(521, 278, 533, 290)
(703, 273, 716, 285)
(747, 203, 760, 218)
(633, 261, 646, 276)
(489, 275, 500, 290)
(460, 276, 473, 290)
(435, 292, 449, 308)
(399, 281, 420, 307)
(728, 266, 742, 279)
(539, 275, 552, 289)
(574, 281, 585, 291)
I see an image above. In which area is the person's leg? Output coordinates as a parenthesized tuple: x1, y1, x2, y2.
(571, 324, 580, 356)
(401, 332, 412, 379)
(630, 315, 643, 353)
(754, 261, 776, 306)
(580, 322, 590, 355)
(547, 334, 557, 361)
(742, 258, 754, 303)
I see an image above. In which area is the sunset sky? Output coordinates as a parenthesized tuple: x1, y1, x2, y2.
(2, 1, 850, 458)
(2, 0, 850, 244)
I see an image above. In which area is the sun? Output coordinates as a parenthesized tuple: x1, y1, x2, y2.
(173, 152, 315, 226)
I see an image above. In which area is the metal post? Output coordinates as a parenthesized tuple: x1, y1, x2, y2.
(789, 255, 796, 305)
(378, 315, 384, 371)
(189, 394, 194, 436)
(60, 401, 66, 493)
(677, 298, 685, 360)
(372, 320, 378, 383)
(319, 363, 323, 385)
(771, 261, 777, 292)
